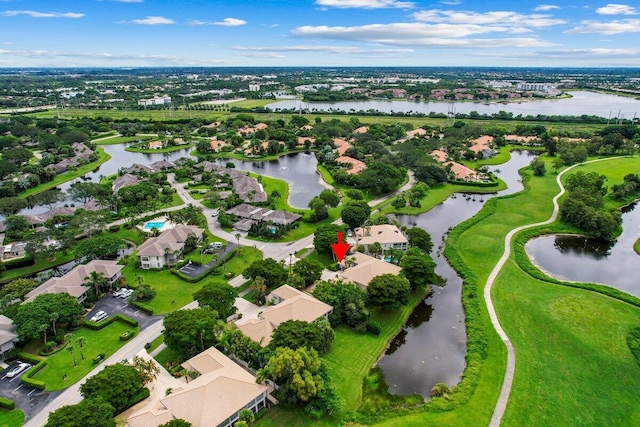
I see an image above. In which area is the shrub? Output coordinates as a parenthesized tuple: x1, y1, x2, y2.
(108, 225, 121, 232)
(366, 320, 382, 336)
(93, 353, 106, 365)
(85, 313, 139, 329)
(120, 330, 135, 341)
(0, 396, 15, 410)
(19, 352, 46, 390)
(129, 299, 154, 315)
(430, 382, 450, 397)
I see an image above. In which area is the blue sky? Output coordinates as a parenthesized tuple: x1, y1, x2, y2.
(1, 0, 639, 67)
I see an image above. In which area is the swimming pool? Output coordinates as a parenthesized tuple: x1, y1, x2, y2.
(143, 220, 166, 231)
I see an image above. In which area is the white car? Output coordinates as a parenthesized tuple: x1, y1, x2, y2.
(90, 310, 108, 322)
(113, 289, 125, 297)
(6, 362, 32, 378)
(211, 208, 220, 217)
(119, 289, 134, 299)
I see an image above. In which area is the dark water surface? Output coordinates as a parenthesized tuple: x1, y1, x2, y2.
(526, 201, 640, 297)
(377, 150, 536, 398)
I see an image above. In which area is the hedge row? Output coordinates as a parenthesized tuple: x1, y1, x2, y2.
(84, 313, 139, 330)
(171, 248, 238, 283)
(19, 352, 47, 390)
(450, 180, 499, 188)
(0, 396, 15, 410)
(129, 299, 154, 316)
(513, 226, 640, 309)
(0, 256, 35, 271)
(114, 387, 150, 416)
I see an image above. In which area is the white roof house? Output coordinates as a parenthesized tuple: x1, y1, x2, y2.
(354, 224, 408, 253)
(339, 252, 402, 289)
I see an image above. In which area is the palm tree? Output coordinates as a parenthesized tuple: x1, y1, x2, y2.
(84, 271, 109, 297)
(234, 233, 241, 247)
(65, 333, 77, 367)
(76, 336, 87, 360)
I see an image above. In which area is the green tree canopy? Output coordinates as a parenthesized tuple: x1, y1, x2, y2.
(163, 308, 224, 359)
(193, 281, 238, 319)
(14, 293, 83, 342)
(292, 257, 324, 288)
(79, 363, 145, 414)
(406, 227, 433, 254)
(67, 182, 110, 203)
(243, 258, 288, 291)
(366, 274, 411, 310)
(400, 254, 439, 291)
(159, 420, 193, 427)
(268, 318, 334, 354)
(340, 200, 371, 230)
(257, 347, 324, 404)
(45, 397, 115, 427)
(313, 224, 346, 256)
(75, 235, 126, 261)
(318, 189, 340, 207)
(312, 280, 369, 331)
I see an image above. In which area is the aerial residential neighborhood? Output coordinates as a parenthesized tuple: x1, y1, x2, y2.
(1, 3, 640, 424)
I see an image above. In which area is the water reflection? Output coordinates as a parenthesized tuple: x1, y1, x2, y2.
(377, 150, 536, 398)
(526, 201, 640, 297)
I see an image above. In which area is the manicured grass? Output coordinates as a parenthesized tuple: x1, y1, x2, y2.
(495, 262, 640, 427)
(121, 246, 261, 314)
(126, 143, 194, 153)
(229, 99, 278, 109)
(94, 135, 154, 145)
(303, 250, 335, 268)
(147, 335, 164, 353)
(0, 252, 75, 284)
(31, 321, 136, 391)
(18, 148, 111, 198)
(294, 248, 310, 258)
(154, 345, 184, 370)
(0, 409, 25, 427)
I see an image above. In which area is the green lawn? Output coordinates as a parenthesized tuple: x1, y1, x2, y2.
(126, 143, 194, 154)
(94, 135, 154, 145)
(0, 409, 25, 427)
(121, 246, 261, 314)
(0, 252, 75, 284)
(154, 345, 184, 370)
(147, 335, 164, 353)
(31, 321, 136, 391)
(18, 148, 111, 198)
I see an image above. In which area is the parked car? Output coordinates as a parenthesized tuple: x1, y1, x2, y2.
(119, 289, 134, 299)
(90, 310, 108, 322)
(5, 362, 32, 378)
(211, 242, 223, 248)
(211, 208, 220, 217)
(113, 288, 125, 297)
(347, 229, 353, 237)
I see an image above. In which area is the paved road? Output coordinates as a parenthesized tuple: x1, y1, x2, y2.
(0, 363, 61, 422)
(486, 157, 623, 427)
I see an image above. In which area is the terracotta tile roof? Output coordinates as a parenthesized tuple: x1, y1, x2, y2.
(444, 161, 479, 181)
(430, 150, 448, 162)
(469, 135, 494, 154)
(333, 138, 351, 155)
(335, 156, 366, 175)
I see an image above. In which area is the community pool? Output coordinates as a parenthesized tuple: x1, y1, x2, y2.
(142, 220, 167, 231)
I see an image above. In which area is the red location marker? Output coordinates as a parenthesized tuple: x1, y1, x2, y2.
(330, 231, 350, 263)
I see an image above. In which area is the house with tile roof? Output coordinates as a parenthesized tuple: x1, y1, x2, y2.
(25, 260, 124, 303)
(354, 224, 408, 253)
(226, 204, 301, 233)
(335, 156, 366, 175)
(112, 173, 141, 193)
(0, 315, 18, 360)
(339, 252, 402, 289)
(126, 346, 269, 427)
(444, 161, 480, 182)
(137, 225, 204, 269)
(237, 285, 333, 347)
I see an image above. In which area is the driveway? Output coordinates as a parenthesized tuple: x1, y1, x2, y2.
(178, 243, 238, 278)
(88, 294, 164, 330)
(0, 362, 62, 420)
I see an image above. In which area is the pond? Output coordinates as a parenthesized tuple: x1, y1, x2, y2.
(219, 152, 327, 209)
(376, 150, 537, 398)
(525, 201, 640, 297)
(268, 91, 640, 120)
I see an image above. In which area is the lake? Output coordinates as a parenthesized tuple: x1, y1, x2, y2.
(268, 91, 640, 120)
(376, 150, 537, 398)
(525, 201, 640, 297)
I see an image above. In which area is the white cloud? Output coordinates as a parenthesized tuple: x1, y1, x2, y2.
(130, 16, 174, 25)
(566, 19, 640, 34)
(232, 44, 414, 54)
(3, 10, 84, 18)
(237, 52, 286, 58)
(315, 0, 415, 9)
(291, 22, 555, 47)
(0, 49, 230, 64)
(187, 19, 207, 26)
(270, 23, 279, 28)
(212, 18, 246, 26)
(538, 48, 640, 57)
(534, 5, 559, 11)
(412, 9, 565, 28)
(596, 4, 638, 15)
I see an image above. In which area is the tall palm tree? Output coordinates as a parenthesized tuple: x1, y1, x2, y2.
(234, 233, 241, 247)
(65, 333, 77, 367)
(84, 271, 109, 297)
(76, 336, 87, 361)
